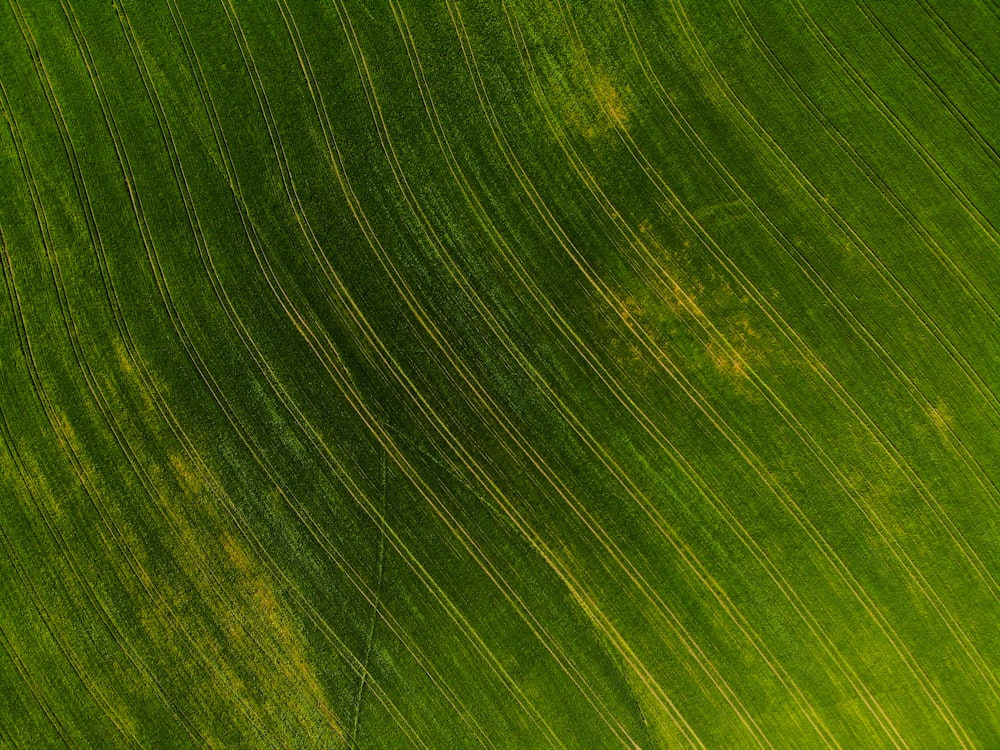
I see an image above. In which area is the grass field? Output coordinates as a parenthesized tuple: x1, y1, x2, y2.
(2, 1, 999, 747)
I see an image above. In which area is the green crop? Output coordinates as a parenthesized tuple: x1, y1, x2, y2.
(1, 1, 998, 747)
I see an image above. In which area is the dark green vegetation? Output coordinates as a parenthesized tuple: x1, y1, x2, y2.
(2, 1, 999, 747)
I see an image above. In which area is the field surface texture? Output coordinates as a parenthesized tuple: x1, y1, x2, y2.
(1, 1, 999, 748)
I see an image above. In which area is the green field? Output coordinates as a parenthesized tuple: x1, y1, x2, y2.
(2, 1, 999, 747)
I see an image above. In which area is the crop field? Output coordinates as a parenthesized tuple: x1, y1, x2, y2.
(1, 1, 999, 747)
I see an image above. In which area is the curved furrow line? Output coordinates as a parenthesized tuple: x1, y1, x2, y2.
(622, 0, 1000, 623)
(381, 5, 832, 747)
(7, 2, 684, 748)
(550, 0, 1000, 707)
(583, 0, 999, 599)
(504, 4, 972, 748)
(194, 5, 555, 744)
(450, 6, 910, 746)
(274, 294, 577, 748)
(787, 1, 1000, 404)
(0, 420, 158, 750)
(793, 0, 1000, 258)
(264, 19, 636, 749)
(100, 14, 443, 749)
(551, 61, 1000, 750)
(614, 0, 1000, 627)
(106, 15, 378, 748)
(324, 11, 751, 750)
(51, 13, 378, 744)
(0, 608, 77, 749)
(312, 4, 764, 748)
(147, 6, 497, 744)
(504, 5, 982, 746)
(276, 2, 705, 745)
(388, 0, 792, 734)
(669, 0, 1000, 439)
(668, 0, 1000, 441)
(853, 0, 1000, 186)
(512, 0, 927, 716)
(915, 0, 1000, 98)
(616, 5, 996, 741)
(656, 4, 1000, 683)
(0, 687, 24, 750)
(17, 10, 399, 748)
(174, 15, 572, 750)
(0, 411, 115, 750)
(2, 3, 996, 748)
(446, 6, 914, 747)
(729, 0, 1000, 345)
(35, 5, 388, 748)
(725, 0, 1000, 519)
(608, 5, 982, 744)
(0, 58, 237, 746)
(0, 233, 219, 750)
